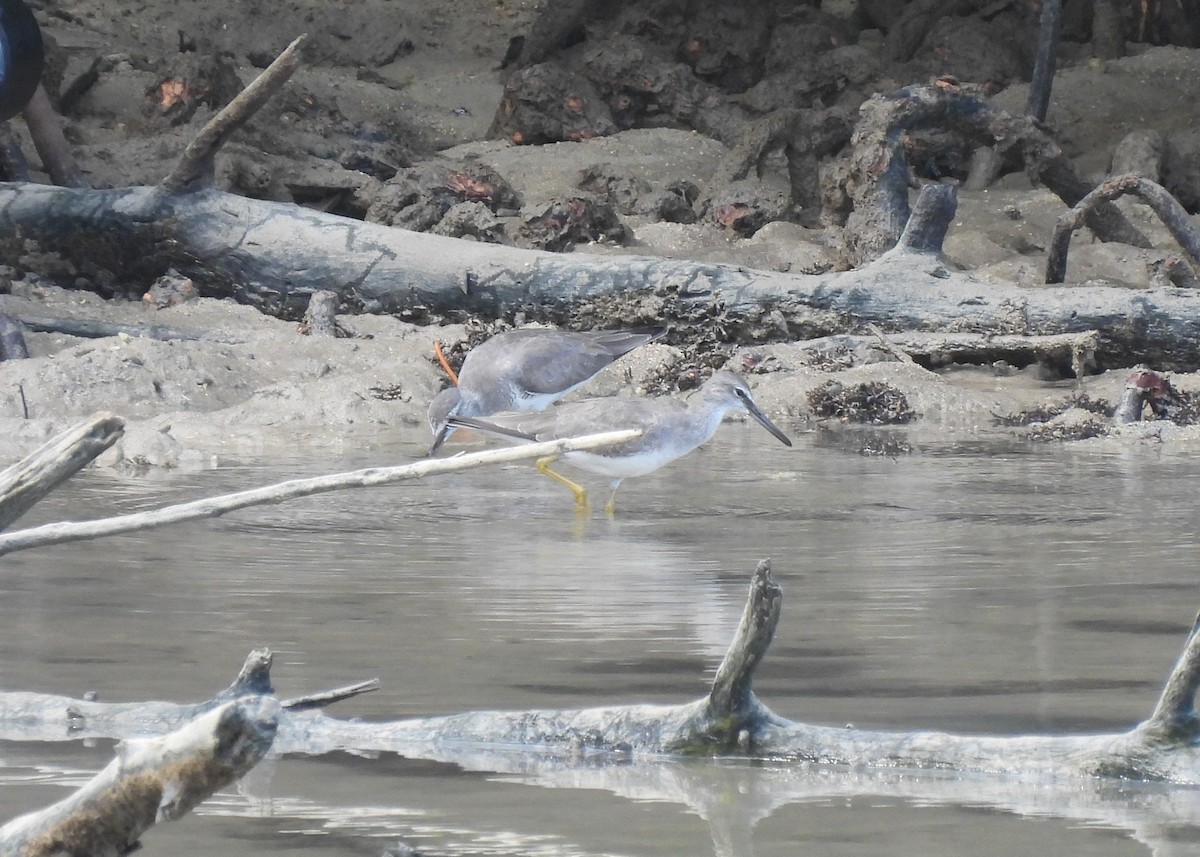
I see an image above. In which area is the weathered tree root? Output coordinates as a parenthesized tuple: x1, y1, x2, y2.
(829, 79, 1149, 268)
(1045, 174, 1200, 284)
(1025, 0, 1063, 122)
(0, 697, 278, 857)
(20, 85, 86, 190)
(5, 561, 1200, 785)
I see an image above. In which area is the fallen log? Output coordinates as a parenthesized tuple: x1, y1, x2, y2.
(282, 561, 1200, 784)
(4, 179, 1200, 369)
(5, 561, 1200, 787)
(0, 37, 1191, 371)
(0, 697, 277, 857)
(797, 329, 1099, 377)
(0, 427, 641, 557)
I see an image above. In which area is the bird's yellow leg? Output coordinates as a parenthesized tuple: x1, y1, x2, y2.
(536, 455, 590, 511)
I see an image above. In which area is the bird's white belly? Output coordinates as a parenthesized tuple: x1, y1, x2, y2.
(562, 447, 685, 478)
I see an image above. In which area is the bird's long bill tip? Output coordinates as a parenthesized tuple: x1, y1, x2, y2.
(745, 401, 792, 447)
(427, 425, 452, 457)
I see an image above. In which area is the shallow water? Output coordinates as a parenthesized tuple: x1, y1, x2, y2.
(1, 424, 1199, 856)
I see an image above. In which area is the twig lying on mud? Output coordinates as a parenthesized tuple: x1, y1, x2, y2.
(15, 314, 245, 343)
(0, 427, 640, 557)
(0, 698, 277, 857)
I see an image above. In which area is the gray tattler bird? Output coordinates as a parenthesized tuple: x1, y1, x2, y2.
(427, 327, 666, 454)
(445, 370, 792, 513)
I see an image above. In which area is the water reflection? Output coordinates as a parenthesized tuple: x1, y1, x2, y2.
(2, 428, 1200, 855)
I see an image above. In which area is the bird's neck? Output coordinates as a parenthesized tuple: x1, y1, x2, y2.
(684, 396, 733, 444)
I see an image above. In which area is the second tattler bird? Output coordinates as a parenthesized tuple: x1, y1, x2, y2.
(427, 326, 666, 454)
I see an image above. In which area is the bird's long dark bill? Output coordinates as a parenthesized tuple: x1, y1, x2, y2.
(427, 424, 453, 456)
(744, 400, 793, 446)
(447, 415, 539, 443)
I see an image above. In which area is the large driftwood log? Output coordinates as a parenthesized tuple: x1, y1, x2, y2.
(0, 698, 277, 857)
(5, 562, 1200, 786)
(0, 427, 640, 557)
(3, 180, 1200, 368)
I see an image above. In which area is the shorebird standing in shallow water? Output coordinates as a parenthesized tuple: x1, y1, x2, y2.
(445, 370, 792, 513)
(427, 327, 666, 454)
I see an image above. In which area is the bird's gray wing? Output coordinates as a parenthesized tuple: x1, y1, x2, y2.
(516, 330, 664, 396)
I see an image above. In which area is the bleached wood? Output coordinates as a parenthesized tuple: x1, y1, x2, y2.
(0, 429, 639, 557)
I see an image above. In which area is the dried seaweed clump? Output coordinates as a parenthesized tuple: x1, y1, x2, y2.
(994, 394, 1111, 427)
(806, 380, 916, 425)
(1027, 410, 1110, 442)
(1164, 388, 1200, 425)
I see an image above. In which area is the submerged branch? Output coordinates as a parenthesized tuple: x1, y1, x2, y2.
(4, 562, 1200, 785)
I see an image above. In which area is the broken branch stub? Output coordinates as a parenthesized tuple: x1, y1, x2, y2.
(708, 559, 781, 720)
(0, 412, 124, 532)
(0, 697, 277, 857)
(160, 34, 308, 193)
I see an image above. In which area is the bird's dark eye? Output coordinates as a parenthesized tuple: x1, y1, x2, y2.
(735, 388, 748, 399)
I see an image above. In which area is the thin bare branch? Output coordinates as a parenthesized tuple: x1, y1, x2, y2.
(0, 428, 640, 557)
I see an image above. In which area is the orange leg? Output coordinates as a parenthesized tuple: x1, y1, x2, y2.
(433, 340, 459, 385)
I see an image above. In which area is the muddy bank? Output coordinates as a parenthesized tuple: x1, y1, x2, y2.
(2, 0, 1200, 467)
